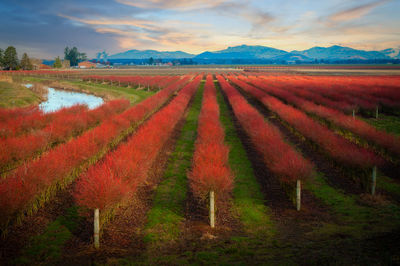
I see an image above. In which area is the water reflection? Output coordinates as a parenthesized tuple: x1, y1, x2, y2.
(39, 87, 103, 113)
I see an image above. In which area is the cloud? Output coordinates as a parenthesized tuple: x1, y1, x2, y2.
(59, 12, 217, 53)
(1, 0, 399, 58)
(210, 1, 276, 33)
(246, 10, 275, 29)
(59, 14, 158, 30)
(328, 0, 391, 23)
(115, 0, 227, 10)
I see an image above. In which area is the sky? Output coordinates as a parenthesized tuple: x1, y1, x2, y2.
(0, 0, 399, 59)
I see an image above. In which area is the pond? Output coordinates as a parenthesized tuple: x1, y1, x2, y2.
(25, 84, 104, 113)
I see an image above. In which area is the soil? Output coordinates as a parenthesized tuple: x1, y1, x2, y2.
(218, 85, 335, 242)
(0, 185, 75, 264)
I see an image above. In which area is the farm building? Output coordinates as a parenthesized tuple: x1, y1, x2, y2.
(78, 61, 96, 69)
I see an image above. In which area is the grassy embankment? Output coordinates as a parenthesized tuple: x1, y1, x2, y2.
(21, 76, 154, 105)
(0, 81, 43, 108)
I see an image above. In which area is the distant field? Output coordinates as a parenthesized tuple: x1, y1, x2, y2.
(0, 69, 400, 265)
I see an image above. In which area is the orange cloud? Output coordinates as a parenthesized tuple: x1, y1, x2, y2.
(115, 0, 227, 10)
(329, 0, 391, 23)
(59, 14, 158, 31)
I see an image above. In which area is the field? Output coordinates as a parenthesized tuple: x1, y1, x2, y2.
(1, 67, 400, 265)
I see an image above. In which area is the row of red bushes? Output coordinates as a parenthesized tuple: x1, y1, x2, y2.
(285, 75, 400, 102)
(252, 76, 355, 114)
(81, 75, 180, 90)
(217, 75, 313, 187)
(0, 76, 190, 228)
(189, 75, 233, 200)
(1, 105, 85, 138)
(228, 76, 382, 170)
(259, 75, 400, 111)
(245, 76, 400, 157)
(258, 75, 376, 112)
(75, 76, 202, 212)
(0, 100, 130, 172)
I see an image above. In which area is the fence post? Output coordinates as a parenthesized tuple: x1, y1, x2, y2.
(296, 180, 301, 211)
(371, 166, 377, 195)
(94, 208, 100, 249)
(376, 106, 379, 119)
(210, 190, 215, 228)
(352, 109, 355, 119)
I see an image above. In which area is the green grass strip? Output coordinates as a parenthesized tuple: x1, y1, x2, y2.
(306, 172, 400, 239)
(15, 206, 82, 265)
(215, 81, 275, 237)
(143, 81, 204, 245)
(362, 113, 400, 136)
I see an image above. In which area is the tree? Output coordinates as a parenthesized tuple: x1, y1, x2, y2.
(148, 57, 154, 65)
(0, 48, 4, 68)
(53, 56, 62, 68)
(3, 46, 19, 70)
(64, 46, 87, 66)
(20, 53, 33, 70)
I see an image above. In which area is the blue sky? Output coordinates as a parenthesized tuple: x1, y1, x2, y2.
(0, 0, 399, 59)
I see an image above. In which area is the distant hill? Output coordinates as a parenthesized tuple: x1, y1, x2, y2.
(108, 49, 195, 59)
(291, 45, 390, 60)
(107, 45, 400, 64)
(195, 45, 287, 59)
(380, 48, 400, 59)
(271, 53, 312, 62)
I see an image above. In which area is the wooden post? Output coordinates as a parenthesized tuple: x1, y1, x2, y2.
(376, 106, 379, 119)
(352, 109, 355, 119)
(371, 166, 377, 195)
(296, 180, 301, 211)
(210, 190, 215, 228)
(94, 208, 100, 249)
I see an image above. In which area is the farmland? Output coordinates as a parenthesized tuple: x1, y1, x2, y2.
(0, 67, 400, 265)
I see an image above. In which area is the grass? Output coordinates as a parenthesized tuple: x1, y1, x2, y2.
(362, 113, 400, 136)
(0, 81, 43, 108)
(22, 76, 154, 105)
(143, 81, 203, 245)
(15, 206, 83, 265)
(377, 173, 400, 197)
(306, 172, 400, 239)
(66, 80, 154, 104)
(215, 81, 275, 236)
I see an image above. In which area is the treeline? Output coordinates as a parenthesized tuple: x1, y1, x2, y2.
(0, 46, 33, 70)
(0, 45, 88, 70)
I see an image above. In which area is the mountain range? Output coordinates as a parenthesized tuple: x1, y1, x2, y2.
(108, 49, 194, 59)
(108, 45, 400, 62)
